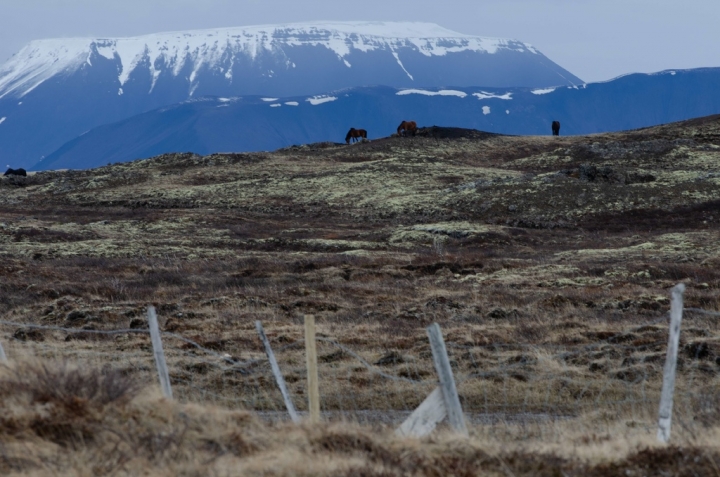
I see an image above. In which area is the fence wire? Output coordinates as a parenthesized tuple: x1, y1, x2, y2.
(0, 304, 718, 438)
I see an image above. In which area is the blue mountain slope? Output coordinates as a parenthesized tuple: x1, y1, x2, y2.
(0, 22, 581, 168)
(33, 68, 720, 171)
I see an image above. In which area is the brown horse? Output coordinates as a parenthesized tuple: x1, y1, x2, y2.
(345, 128, 367, 144)
(397, 120, 417, 137)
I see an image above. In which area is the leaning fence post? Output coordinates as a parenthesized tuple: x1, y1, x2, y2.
(427, 323, 468, 436)
(147, 306, 173, 399)
(0, 340, 7, 363)
(396, 386, 447, 437)
(304, 314, 321, 423)
(657, 283, 685, 443)
(256, 320, 300, 423)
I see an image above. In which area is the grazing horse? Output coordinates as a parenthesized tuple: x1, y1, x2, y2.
(397, 120, 417, 137)
(552, 121, 561, 136)
(4, 167, 27, 177)
(345, 128, 368, 144)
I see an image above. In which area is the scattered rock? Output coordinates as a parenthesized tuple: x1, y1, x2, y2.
(487, 308, 519, 319)
(13, 328, 44, 342)
(425, 296, 462, 309)
(319, 350, 347, 363)
(541, 294, 574, 309)
(615, 367, 649, 383)
(589, 362, 606, 372)
(65, 310, 88, 324)
(374, 351, 404, 366)
(185, 362, 212, 374)
(684, 341, 720, 361)
(129, 318, 148, 329)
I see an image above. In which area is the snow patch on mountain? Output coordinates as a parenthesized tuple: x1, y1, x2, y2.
(306, 95, 337, 105)
(473, 91, 512, 100)
(0, 22, 538, 99)
(392, 52, 414, 80)
(0, 38, 91, 99)
(531, 87, 556, 95)
(397, 89, 467, 97)
(0, 117, 6, 124)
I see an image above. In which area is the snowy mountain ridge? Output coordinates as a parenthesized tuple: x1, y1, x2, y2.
(0, 21, 541, 99)
(0, 21, 583, 167)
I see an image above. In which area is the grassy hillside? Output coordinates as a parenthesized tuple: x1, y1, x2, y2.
(0, 116, 719, 474)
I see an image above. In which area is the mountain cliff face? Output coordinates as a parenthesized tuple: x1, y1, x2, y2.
(0, 22, 582, 168)
(33, 67, 720, 171)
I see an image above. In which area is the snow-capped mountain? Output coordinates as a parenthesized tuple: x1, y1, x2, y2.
(0, 22, 579, 99)
(34, 67, 720, 171)
(0, 22, 582, 168)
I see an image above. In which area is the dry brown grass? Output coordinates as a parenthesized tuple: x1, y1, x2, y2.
(0, 117, 719, 472)
(1, 360, 720, 476)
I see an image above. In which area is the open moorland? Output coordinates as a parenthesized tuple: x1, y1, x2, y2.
(0, 116, 719, 475)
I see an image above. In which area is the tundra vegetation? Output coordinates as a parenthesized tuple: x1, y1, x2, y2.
(0, 117, 719, 475)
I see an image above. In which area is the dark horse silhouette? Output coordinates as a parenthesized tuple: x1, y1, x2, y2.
(345, 128, 367, 144)
(4, 168, 27, 177)
(552, 121, 561, 136)
(397, 120, 417, 137)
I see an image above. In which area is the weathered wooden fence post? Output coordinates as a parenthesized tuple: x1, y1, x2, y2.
(427, 323, 468, 436)
(396, 387, 447, 437)
(304, 314, 321, 423)
(256, 320, 300, 423)
(147, 306, 173, 399)
(657, 283, 685, 443)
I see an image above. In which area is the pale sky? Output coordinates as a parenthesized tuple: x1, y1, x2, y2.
(1, 0, 719, 83)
